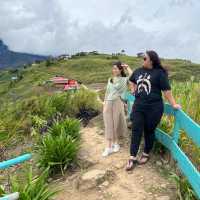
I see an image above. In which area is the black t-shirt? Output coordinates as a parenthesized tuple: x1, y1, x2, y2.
(129, 67, 171, 105)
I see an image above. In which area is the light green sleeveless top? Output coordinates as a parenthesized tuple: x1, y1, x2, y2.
(104, 77, 129, 101)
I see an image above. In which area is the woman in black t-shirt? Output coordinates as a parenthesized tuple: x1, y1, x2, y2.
(125, 50, 181, 171)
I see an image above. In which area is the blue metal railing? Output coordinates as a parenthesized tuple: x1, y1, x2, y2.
(0, 153, 32, 200)
(125, 92, 200, 199)
(0, 154, 32, 170)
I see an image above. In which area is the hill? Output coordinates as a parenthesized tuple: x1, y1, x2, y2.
(0, 52, 200, 103)
(0, 40, 48, 69)
(0, 52, 199, 200)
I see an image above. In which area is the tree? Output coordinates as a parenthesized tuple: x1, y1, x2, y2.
(121, 49, 126, 55)
(45, 59, 52, 67)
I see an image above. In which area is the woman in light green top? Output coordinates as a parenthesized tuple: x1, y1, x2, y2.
(102, 61, 133, 157)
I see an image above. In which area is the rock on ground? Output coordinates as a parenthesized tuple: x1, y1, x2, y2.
(156, 196, 171, 200)
(77, 169, 115, 191)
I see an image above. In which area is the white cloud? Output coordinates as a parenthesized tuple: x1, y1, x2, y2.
(0, 0, 200, 62)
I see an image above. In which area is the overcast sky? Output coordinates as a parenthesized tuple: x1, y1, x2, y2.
(0, 0, 200, 62)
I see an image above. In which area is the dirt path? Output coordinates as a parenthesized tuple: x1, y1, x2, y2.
(55, 114, 176, 200)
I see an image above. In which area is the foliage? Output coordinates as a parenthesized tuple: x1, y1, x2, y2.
(36, 133, 80, 175)
(48, 92, 75, 117)
(31, 115, 47, 129)
(1, 53, 200, 197)
(45, 59, 53, 67)
(36, 118, 80, 175)
(157, 79, 200, 199)
(0, 185, 5, 197)
(157, 79, 200, 170)
(72, 87, 100, 113)
(11, 167, 58, 200)
(171, 173, 198, 200)
(0, 88, 100, 140)
(48, 118, 80, 140)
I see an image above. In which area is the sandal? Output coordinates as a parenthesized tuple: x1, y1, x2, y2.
(125, 159, 138, 171)
(138, 153, 150, 165)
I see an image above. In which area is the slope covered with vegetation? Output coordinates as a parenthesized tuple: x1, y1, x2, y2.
(0, 52, 200, 199)
(0, 52, 200, 164)
(1, 52, 200, 102)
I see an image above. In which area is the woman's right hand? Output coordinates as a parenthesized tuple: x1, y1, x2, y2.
(122, 64, 133, 76)
(121, 63, 129, 69)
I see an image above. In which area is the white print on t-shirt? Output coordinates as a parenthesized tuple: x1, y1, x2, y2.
(137, 73, 151, 95)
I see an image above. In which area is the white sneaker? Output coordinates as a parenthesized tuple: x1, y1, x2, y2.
(102, 148, 113, 157)
(112, 144, 120, 153)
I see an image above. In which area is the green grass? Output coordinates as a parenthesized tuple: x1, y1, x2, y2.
(48, 118, 81, 140)
(0, 53, 200, 161)
(0, 87, 100, 146)
(1, 53, 200, 103)
(0, 53, 200, 199)
(159, 80, 200, 170)
(10, 167, 58, 200)
(156, 79, 200, 199)
(36, 132, 80, 175)
(171, 173, 198, 200)
(1, 53, 200, 155)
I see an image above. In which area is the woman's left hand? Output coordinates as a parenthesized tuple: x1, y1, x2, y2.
(172, 103, 181, 110)
(121, 63, 129, 69)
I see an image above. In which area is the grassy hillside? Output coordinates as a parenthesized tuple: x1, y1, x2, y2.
(1, 53, 200, 103)
(0, 53, 200, 199)
(0, 53, 200, 154)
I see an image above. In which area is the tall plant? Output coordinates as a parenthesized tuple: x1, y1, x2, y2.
(36, 133, 80, 175)
(11, 167, 58, 200)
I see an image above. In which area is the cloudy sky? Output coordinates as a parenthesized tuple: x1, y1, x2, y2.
(0, 0, 200, 62)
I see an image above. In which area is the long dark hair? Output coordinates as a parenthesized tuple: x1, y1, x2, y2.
(113, 61, 126, 77)
(146, 50, 167, 74)
(110, 61, 126, 83)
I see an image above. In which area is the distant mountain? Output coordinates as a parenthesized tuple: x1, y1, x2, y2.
(0, 40, 49, 69)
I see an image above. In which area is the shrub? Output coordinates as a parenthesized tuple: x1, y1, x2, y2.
(31, 115, 48, 136)
(9, 69, 18, 74)
(158, 80, 200, 170)
(45, 60, 53, 67)
(72, 87, 100, 113)
(31, 115, 47, 129)
(0, 185, 5, 197)
(153, 140, 168, 155)
(111, 54, 119, 59)
(0, 87, 100, 139)
(75, 52, 87, 56)
(11, 167, 58, 200)
(36, 133, 80, 175)
(48, 92, 74, 117)
(17, 96, 56, 119)
(171, 173, 198, 200)
(48, 118, 80, 140)
(71, 88, 100, 125)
